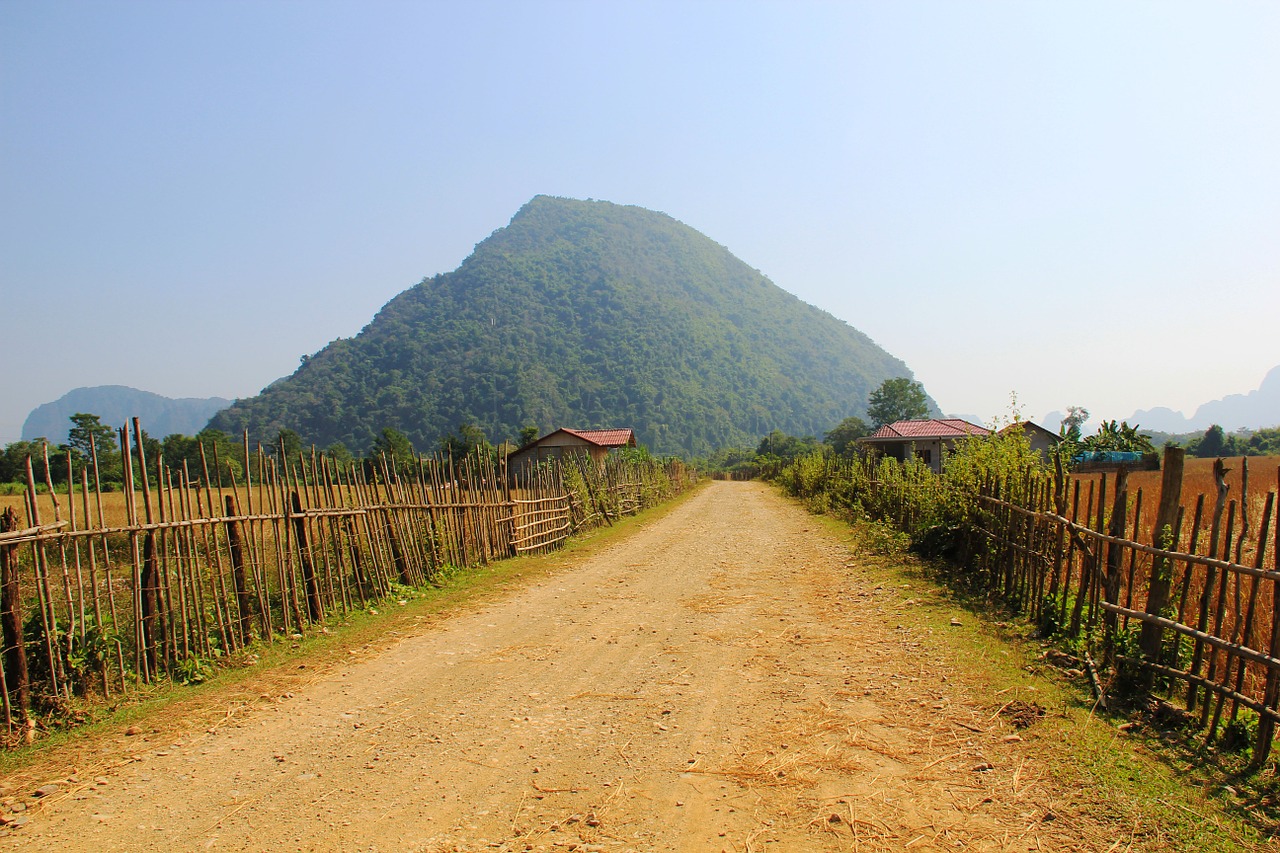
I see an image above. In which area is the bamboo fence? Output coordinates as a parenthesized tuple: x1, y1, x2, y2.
(824, 446, 1280, 765)
(0, 420, 697, 745)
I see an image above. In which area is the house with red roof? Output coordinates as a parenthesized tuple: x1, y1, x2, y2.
(858, 418, 990, 473)
(506, 427, 637, 474)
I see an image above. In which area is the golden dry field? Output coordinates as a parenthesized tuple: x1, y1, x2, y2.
(3, 489, 130, 529)
(1071, 454, 1280, 551)
(0, 483, 362, 530)
(1065, 455, 1280, 710)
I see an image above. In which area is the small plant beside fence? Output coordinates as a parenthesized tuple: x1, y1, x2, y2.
(0, 419, 697, 746)
(777, 435, 1280, 766)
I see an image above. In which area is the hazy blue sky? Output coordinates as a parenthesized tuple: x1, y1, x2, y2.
(3, 1, 1278, 444)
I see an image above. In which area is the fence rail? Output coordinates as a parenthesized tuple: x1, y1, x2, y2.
(0, 420, 697, 746)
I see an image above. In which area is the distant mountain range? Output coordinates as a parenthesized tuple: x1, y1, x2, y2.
(1041, 365, 1280, 435)
(210, 195, 931, 456)
(22, 386, 231, 443)
(1129, 365, 1280, 432)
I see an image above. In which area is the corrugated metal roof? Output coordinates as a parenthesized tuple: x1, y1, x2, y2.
(560, 428, 636, 448)
(867, 418, 990, 440)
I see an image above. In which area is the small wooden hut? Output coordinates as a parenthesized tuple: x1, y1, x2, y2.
(506, 428, 636, 476)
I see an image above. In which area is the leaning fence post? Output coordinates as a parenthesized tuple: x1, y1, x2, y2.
(1138, 446, 1185, 697)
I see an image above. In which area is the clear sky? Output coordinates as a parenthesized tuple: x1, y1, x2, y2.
(3, 1, 1278, 444)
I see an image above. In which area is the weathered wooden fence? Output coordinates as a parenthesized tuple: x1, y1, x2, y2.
(0, 420, 697, 744)
(967, 449, 1279, 759)
(798, 446, 1280, 764)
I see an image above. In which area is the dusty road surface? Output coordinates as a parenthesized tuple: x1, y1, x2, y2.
(5, 481, 1111, 852)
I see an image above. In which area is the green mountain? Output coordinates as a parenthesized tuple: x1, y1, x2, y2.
(209, 196, 926, 457)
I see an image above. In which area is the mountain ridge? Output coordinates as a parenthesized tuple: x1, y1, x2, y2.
(1039, 364, 1280, 435)
(1128, 365, 1280, 433)
(22, 386, 232, 443)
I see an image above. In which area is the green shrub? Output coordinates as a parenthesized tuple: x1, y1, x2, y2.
(1220, 710, 1259, 753)
(173, 655, 215, 685)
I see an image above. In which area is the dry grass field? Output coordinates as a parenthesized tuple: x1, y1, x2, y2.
(3, 489, 144, 529)
(0, 482, 367, 531)
(1065, 455, 1280, 710)
(1071, 455, 1280, 553)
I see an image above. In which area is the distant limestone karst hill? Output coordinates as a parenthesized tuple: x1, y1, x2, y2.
(209, 196, 927, 456)
(23, 386, 232, 444)
(1127, 365, 1280, 433)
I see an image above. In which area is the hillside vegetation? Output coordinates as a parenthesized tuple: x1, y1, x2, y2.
(209, 196, 924, 456)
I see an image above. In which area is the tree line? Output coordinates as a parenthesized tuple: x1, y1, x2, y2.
(705, 383, 1280, 481)
(0, 413, 538, 490)
(1184, 424, 1280, 457)
(706, 377, 930, 477)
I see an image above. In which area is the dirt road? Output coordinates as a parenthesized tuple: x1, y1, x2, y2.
(4, 482, 1108, 851)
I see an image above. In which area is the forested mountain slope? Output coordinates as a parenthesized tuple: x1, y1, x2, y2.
(209, 196, 922, 456)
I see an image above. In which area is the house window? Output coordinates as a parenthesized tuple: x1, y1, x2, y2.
(918, 449, 932, 465)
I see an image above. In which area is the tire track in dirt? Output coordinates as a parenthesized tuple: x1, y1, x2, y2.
(4, 481, 1112, 852)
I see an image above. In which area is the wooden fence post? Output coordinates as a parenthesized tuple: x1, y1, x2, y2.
(290, 490, 323, 622)
(224, 494, 255, 644)
(133, 419, 165, 678)
(1188, 459, 1231, 712)
(0, 507, 30, 724)
(1138, 446, 1185, 696)
(24, 457, 64, 696)
(1103, 469, 1129, 647)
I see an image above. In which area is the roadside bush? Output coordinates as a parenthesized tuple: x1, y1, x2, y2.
(777, 450, 830, 508)
(774, 420, 1050, 557)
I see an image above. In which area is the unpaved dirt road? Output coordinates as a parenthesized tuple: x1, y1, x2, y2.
(5, 482, 1111, 851)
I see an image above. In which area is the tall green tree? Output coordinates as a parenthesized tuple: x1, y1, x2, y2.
(153, 429, 241, 484)
(161, 433, 201, 469)
(275, 428, 304, 461)
(371, 427, 415, 476)
(325, 442, 355, 469)
(755, 430, 821, 463)
(439, 423, 492, 460)
(1239, 426, 1280, 456)
(1, 439, 51, 483)
(823, 416, 869, 458)
(1060, 406, 1089, 442)
(1081, 420, 1155, 454)
(518, 425, 541, 447)
(67, 412, 117, 460)
(1190, 424, 1227, 458)
(866, 378, 929, 428)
